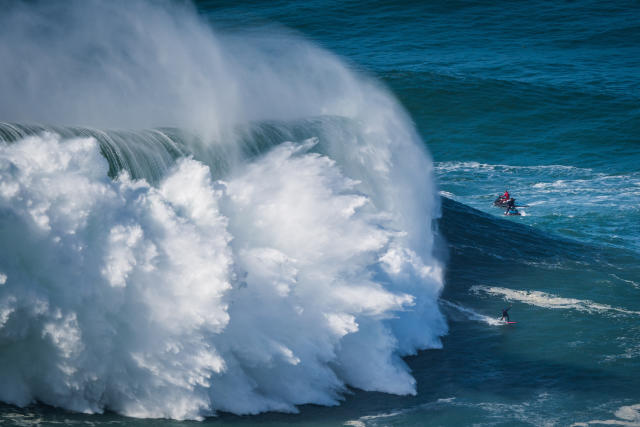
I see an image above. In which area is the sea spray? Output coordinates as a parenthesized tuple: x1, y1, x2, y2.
(0, 133, 443, 419)
(0, 0, 445, 420)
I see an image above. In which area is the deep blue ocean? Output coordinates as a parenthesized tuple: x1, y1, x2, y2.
(0, 0, 639, 426)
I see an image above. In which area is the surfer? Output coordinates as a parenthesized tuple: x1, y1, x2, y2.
(500, 306, 511, 322)
(504, 198, 516, 214)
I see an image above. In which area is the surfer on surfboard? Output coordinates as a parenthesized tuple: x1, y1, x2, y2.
(500, 306, 512, 322)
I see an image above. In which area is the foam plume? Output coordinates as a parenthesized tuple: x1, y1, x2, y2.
(0, 0, 446, 420)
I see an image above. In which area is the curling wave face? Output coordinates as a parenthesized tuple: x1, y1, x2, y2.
(0, 0, 445, 420)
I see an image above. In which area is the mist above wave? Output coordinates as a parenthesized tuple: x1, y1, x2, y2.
(1, 0, 390, 141)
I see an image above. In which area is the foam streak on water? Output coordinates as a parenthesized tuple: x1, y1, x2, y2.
(470, 285, 640, 317)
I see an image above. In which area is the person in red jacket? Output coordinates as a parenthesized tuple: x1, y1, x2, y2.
(501, 189, 510, 201)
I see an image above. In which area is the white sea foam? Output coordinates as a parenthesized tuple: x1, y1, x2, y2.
(471, 286, 640, 316)
(0, 132, 443, 419)
(434, 161, 584, 174)
(610, 274, 640, 289)
(0, 0, 447, 419)
(439, 190, 455, 198)
(571, 403, 640, 426)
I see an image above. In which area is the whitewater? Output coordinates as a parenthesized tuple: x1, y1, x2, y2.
(0, 0, 446, 420)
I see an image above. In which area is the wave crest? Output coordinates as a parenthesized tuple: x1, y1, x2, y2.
(0, 0, 445, 420)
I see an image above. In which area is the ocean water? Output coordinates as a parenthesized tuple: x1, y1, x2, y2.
(0, 0, 639, 426)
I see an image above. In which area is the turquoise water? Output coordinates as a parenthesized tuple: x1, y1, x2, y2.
(1, 0, 639, 426)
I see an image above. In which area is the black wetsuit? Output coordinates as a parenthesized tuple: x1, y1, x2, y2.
(501, 307, 511, 322)
(505, 199, 516, 214)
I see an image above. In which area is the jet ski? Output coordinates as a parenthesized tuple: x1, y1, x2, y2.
(504, 207, 521, 216)
(493, 196, 509, 207)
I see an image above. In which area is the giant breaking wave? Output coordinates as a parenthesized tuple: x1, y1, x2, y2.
(0, 0, 446, 420)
